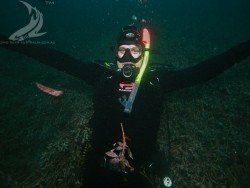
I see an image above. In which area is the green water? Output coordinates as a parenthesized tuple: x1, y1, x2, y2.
(0, 0, 249, 187)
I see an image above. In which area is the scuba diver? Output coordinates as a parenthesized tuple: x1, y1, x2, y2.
(0, 25, 250, 187)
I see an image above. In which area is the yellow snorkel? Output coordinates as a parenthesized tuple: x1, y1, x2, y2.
(124, 28, 151, 114)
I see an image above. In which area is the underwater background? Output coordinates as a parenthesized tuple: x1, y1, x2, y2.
(0, 0, 249, 187)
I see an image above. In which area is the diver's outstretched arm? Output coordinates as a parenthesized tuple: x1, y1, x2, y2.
(160, 39, 250, 92)
(0, 34, 106, 86)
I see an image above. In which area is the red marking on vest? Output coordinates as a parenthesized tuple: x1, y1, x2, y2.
(119, 82, 135, 90)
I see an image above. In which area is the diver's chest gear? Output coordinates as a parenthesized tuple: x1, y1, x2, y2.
(116, 48, 142, 64)
(118, 82, 135, 92)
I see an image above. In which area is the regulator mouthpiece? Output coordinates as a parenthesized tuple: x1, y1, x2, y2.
(118, 64, 139, 81)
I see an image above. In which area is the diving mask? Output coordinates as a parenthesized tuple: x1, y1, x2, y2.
(116, 45, 142, 64)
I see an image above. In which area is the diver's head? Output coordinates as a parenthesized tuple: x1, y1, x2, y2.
(115, 25, 144, 81)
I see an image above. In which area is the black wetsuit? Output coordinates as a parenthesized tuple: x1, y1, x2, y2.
(0, 34, 249, 187)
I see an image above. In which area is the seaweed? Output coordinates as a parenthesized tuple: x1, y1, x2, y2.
(105, 123, 134, 173)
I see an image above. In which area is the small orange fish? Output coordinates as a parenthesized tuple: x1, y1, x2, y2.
(36, 82, 63, 96)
